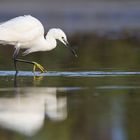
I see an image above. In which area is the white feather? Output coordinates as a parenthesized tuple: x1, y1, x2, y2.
(0, 15, 68, 55)
(0, 15, 44, 44)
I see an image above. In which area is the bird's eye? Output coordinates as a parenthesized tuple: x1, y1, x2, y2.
(62, 37, 64, 40)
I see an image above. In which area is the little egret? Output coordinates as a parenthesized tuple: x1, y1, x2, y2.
(0, 15, 77, 73)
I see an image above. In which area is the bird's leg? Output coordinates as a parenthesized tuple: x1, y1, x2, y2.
(13, 46, 46, 73)
(33, 62, 47, 73)
(15, 59, 46, 73)
(13, 46, 20, 72)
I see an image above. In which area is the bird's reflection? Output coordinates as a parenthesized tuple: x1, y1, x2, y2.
(0, 85, 68, 136)
(14, 71, 44, 87)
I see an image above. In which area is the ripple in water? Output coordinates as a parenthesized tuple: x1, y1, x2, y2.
(0, 71, 140, 77)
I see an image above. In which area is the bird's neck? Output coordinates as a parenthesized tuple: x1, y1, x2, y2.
(44, 33, 57, 51)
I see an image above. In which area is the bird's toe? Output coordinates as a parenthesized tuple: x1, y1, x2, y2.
(33, 62, 47, 73)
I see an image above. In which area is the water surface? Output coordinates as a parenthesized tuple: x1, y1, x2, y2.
(0, 31, 140, 140)
(0, 71, 140, 140)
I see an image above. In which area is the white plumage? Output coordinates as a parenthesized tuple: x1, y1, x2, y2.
(0, 15, 77, 73)
(0, 15, 44, 44)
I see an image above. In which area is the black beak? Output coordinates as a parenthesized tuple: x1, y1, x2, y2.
(64, 40, 78, 58)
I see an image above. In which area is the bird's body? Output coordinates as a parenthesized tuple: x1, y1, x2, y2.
(0, 15, 77, 73)
(0, 16, 43, 44)
(0, 15, 56, 53)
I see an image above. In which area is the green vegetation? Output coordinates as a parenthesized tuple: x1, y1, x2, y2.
(1, 32, 140, 71)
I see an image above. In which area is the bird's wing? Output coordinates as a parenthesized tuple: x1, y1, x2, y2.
(0, 15, 45, 43)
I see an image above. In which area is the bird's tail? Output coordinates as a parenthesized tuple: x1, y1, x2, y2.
(0, 40, 7, 45)
(0, 40, 15, 45)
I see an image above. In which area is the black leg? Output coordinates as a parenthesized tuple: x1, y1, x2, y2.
(13, 47, 20, 72)
(14, 71, 18, 87)
(12, 46, 46, 73)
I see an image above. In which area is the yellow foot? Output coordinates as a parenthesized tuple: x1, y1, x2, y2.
(33, 75, 43, 84)
(33, 62, 47, 73)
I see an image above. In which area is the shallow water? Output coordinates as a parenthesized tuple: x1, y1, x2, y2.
(1, 70, 140, 77)
(0, 69, 140, 140)
(0, 1, 140, 139)
(0, 33, 140, 140)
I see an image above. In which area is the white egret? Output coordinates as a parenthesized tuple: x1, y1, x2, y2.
(0, 15, 77, 73)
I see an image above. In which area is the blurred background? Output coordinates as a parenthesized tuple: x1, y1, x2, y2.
(0, 1, 140, 140)
(0, 0, 140, 33)
(0, 0, 140, 71)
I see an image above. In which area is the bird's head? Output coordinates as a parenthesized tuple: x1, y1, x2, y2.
(48, 28, 77, 57)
